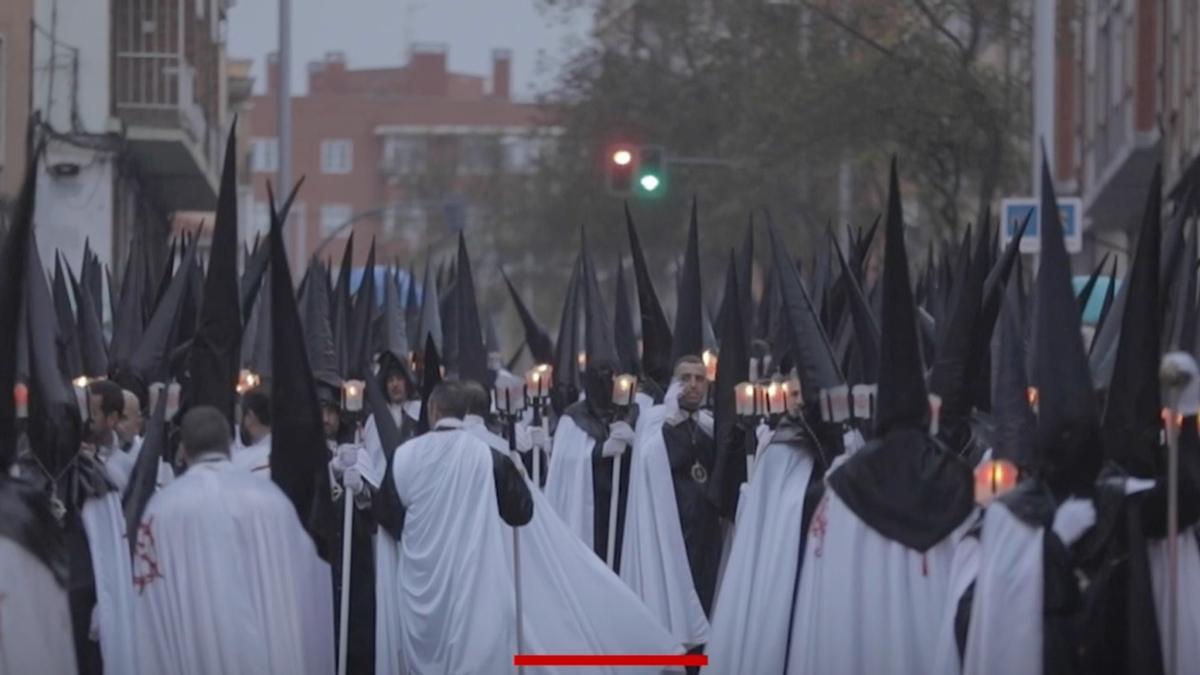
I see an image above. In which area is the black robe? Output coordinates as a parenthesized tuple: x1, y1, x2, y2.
(661, 413, 723, 615)
(563, 401, 639, 570)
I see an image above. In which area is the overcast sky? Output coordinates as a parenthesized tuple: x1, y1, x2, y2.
(227, 0, 592, 99)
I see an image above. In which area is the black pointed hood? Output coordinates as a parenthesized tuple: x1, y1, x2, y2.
(25, 231, 82, 477)
(1167, 221, 1197, 351)
(240, 231, 271, 325)
(51, 256, 83, 379)
(268, 181, 334, 562)
(830, 230, 879, 384)
(735, 217, 755, 344)
(766, 216, 842, 402)
(151, 238, 177, 318)
(450, 233, 487, 385)
(1077, 253, 1111, 316)
(380, 265, 410, 362)
(613, 260, 640, 375)
(122, 392, 167, 558)
(625, 204, 673, 387)
(0, 146, 39, 472)
(300, 258, 340, 388)
(404, 266, 420, 350)
(69, 265, 108, 378)
(129, 238, 199, 385)
(111, 241, 147, 369)
(348, 239, 377, 379)
(184, 124, 247, 425)
(992, 274, 1036, 470)
(874, 159, 929, 435)
(248, 273, 273, 379)
(1101, 165, 1163, 479)
(552, 255, 583, 405)
(706, 251, 751, 519)
(671, 198, 704, 363)
(825, 159, 973, 553)
(416, 257, 443, 355)
(332, 232, 355, 377)
(416, 334, 443, 434)
(579, 228, 618, 370)
(1033, 156, 1101, 498)
(501, 268, 554, 365)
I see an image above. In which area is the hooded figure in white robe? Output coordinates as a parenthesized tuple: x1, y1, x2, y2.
(786, 162, 975, 675)
(374, 382, 535, 673)
(706, 421, 822, 673)
(0, 477, 78, 675)
(132, 406, 334, 675)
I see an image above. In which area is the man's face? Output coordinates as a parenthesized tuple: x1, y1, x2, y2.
(674, 362, 709, 411)
(88, 394, 118, 439)
(115, 393, 143, 445)
(321, 405, 341, 439)
(387, 374, 407, 404)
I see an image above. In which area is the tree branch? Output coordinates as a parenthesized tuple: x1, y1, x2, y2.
(909, 0, 968, 57)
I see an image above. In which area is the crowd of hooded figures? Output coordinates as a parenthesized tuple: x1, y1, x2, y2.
(1, 121, 1198, 675)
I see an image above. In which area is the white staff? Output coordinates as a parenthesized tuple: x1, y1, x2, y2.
(336, 380, 367, 675)
(1160, 352, 1196, 675)
(496, 381, 528, 675)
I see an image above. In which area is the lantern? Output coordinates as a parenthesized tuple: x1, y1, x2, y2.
(525, 364, 552, 400)
(735, 381, 757, 417)
(612, 374, 637, 407)
(343, 379, 365, 412)
(974, 459, 1019, 505)
(702, 349, 718, 382)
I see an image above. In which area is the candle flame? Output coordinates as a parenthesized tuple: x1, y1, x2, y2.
(1027, 387, 1039, 407)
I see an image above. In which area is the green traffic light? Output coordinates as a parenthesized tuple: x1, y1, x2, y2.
(639, 174, 661, 192)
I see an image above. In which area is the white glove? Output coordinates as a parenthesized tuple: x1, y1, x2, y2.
(1162, 352, 1200, 415)
(608, 421, 635, 445)
(1051, 498, 1096, 546)
(601, 421, 635, 458)
(528, 426, 549, 449)
(662, 381, 683, 419)
(343, 467, 365, 495)
(1123, 477, 1157, 495)
(695, 410, 714, 437)
(513, 423, 534, 454)
(337, 445, 361, 470)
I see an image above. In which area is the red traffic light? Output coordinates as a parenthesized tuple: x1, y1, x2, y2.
(612, 149, 633, 166)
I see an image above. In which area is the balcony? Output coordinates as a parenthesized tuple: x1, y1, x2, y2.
(113, 0, 220, 212)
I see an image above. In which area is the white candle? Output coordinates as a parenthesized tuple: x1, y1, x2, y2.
(735, 381, 756, 416)
(828, 384, 850, 423)
(612, 374, 637, 407)
(166, 383, 181, 419)
(343, 380, 365, 412)
(928, 393, 943, 435)
(13, 382, 27, 419)
(851, 384, 876, 421)
(702, 349, 718, 382)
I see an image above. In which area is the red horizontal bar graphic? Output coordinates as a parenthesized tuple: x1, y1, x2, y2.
(514, 654, 707, 667)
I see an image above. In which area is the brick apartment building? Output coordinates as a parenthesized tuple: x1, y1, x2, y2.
(1054, 0, 1200, 262)
(246, 45, 561, 270)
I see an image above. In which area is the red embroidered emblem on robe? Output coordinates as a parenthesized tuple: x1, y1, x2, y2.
(809, 494, 830, 557)
(133, 517, 165, 594)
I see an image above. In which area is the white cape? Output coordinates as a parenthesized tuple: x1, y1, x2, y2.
(959, 504, 1042, 675)
(618, 405, 710, 647)
(376, 425, 682, 674)
(706, 440, 814, 673)
(0, 538, 77, 674)
(81, 491, 137, 674)
(930, 520, 981, 675)
(132, 458, 334, 675)
(544, 416, 598, 549)
(786, 489, 970, 675)
(231, 433, 272, 478)
(1148, 526, 1200, 675)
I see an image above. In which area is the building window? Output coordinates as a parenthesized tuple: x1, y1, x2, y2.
(502, 135, 553, 173)
(320, 203, 353, 237)
(458, 136, 498, 175)
(321, 139, 353, 174)
(382, 135, 427, 174)
(253, 203, 270, 235)
(251, 138, 278, 173)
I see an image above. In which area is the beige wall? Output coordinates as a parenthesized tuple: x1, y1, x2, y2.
(0, 0, 31, 200)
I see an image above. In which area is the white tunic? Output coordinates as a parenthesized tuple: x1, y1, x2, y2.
(132, 456, 334, 675)
(0, 538, 77, 674)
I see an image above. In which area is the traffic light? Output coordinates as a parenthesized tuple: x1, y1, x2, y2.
(608, 146, 635, 195)
(637, 146, 665, 195)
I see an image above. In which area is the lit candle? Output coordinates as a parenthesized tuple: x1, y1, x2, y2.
(525, 364, 552, 400)
(577, 351, 587, 371)
(14, 382, 28, 419)
(766, 382, 786, 415)
(612, 374, 637, 407)
(166, 383, 181, 419)
(735, 381, 756, 416)
(73, 384, 89, 421)
(343, 379, 365, 412)
(973, 458, 1018, 505)
(929, 394, 943, 435)
(495, 382, 527, 415)
(72, 376, 90, 389)
(1026, 387, 1039, 409)
(149, 383, 164, 413)
(828, 384, 850, 423)
(851, 384, 876, 421)
(702, 349, 718, 382)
